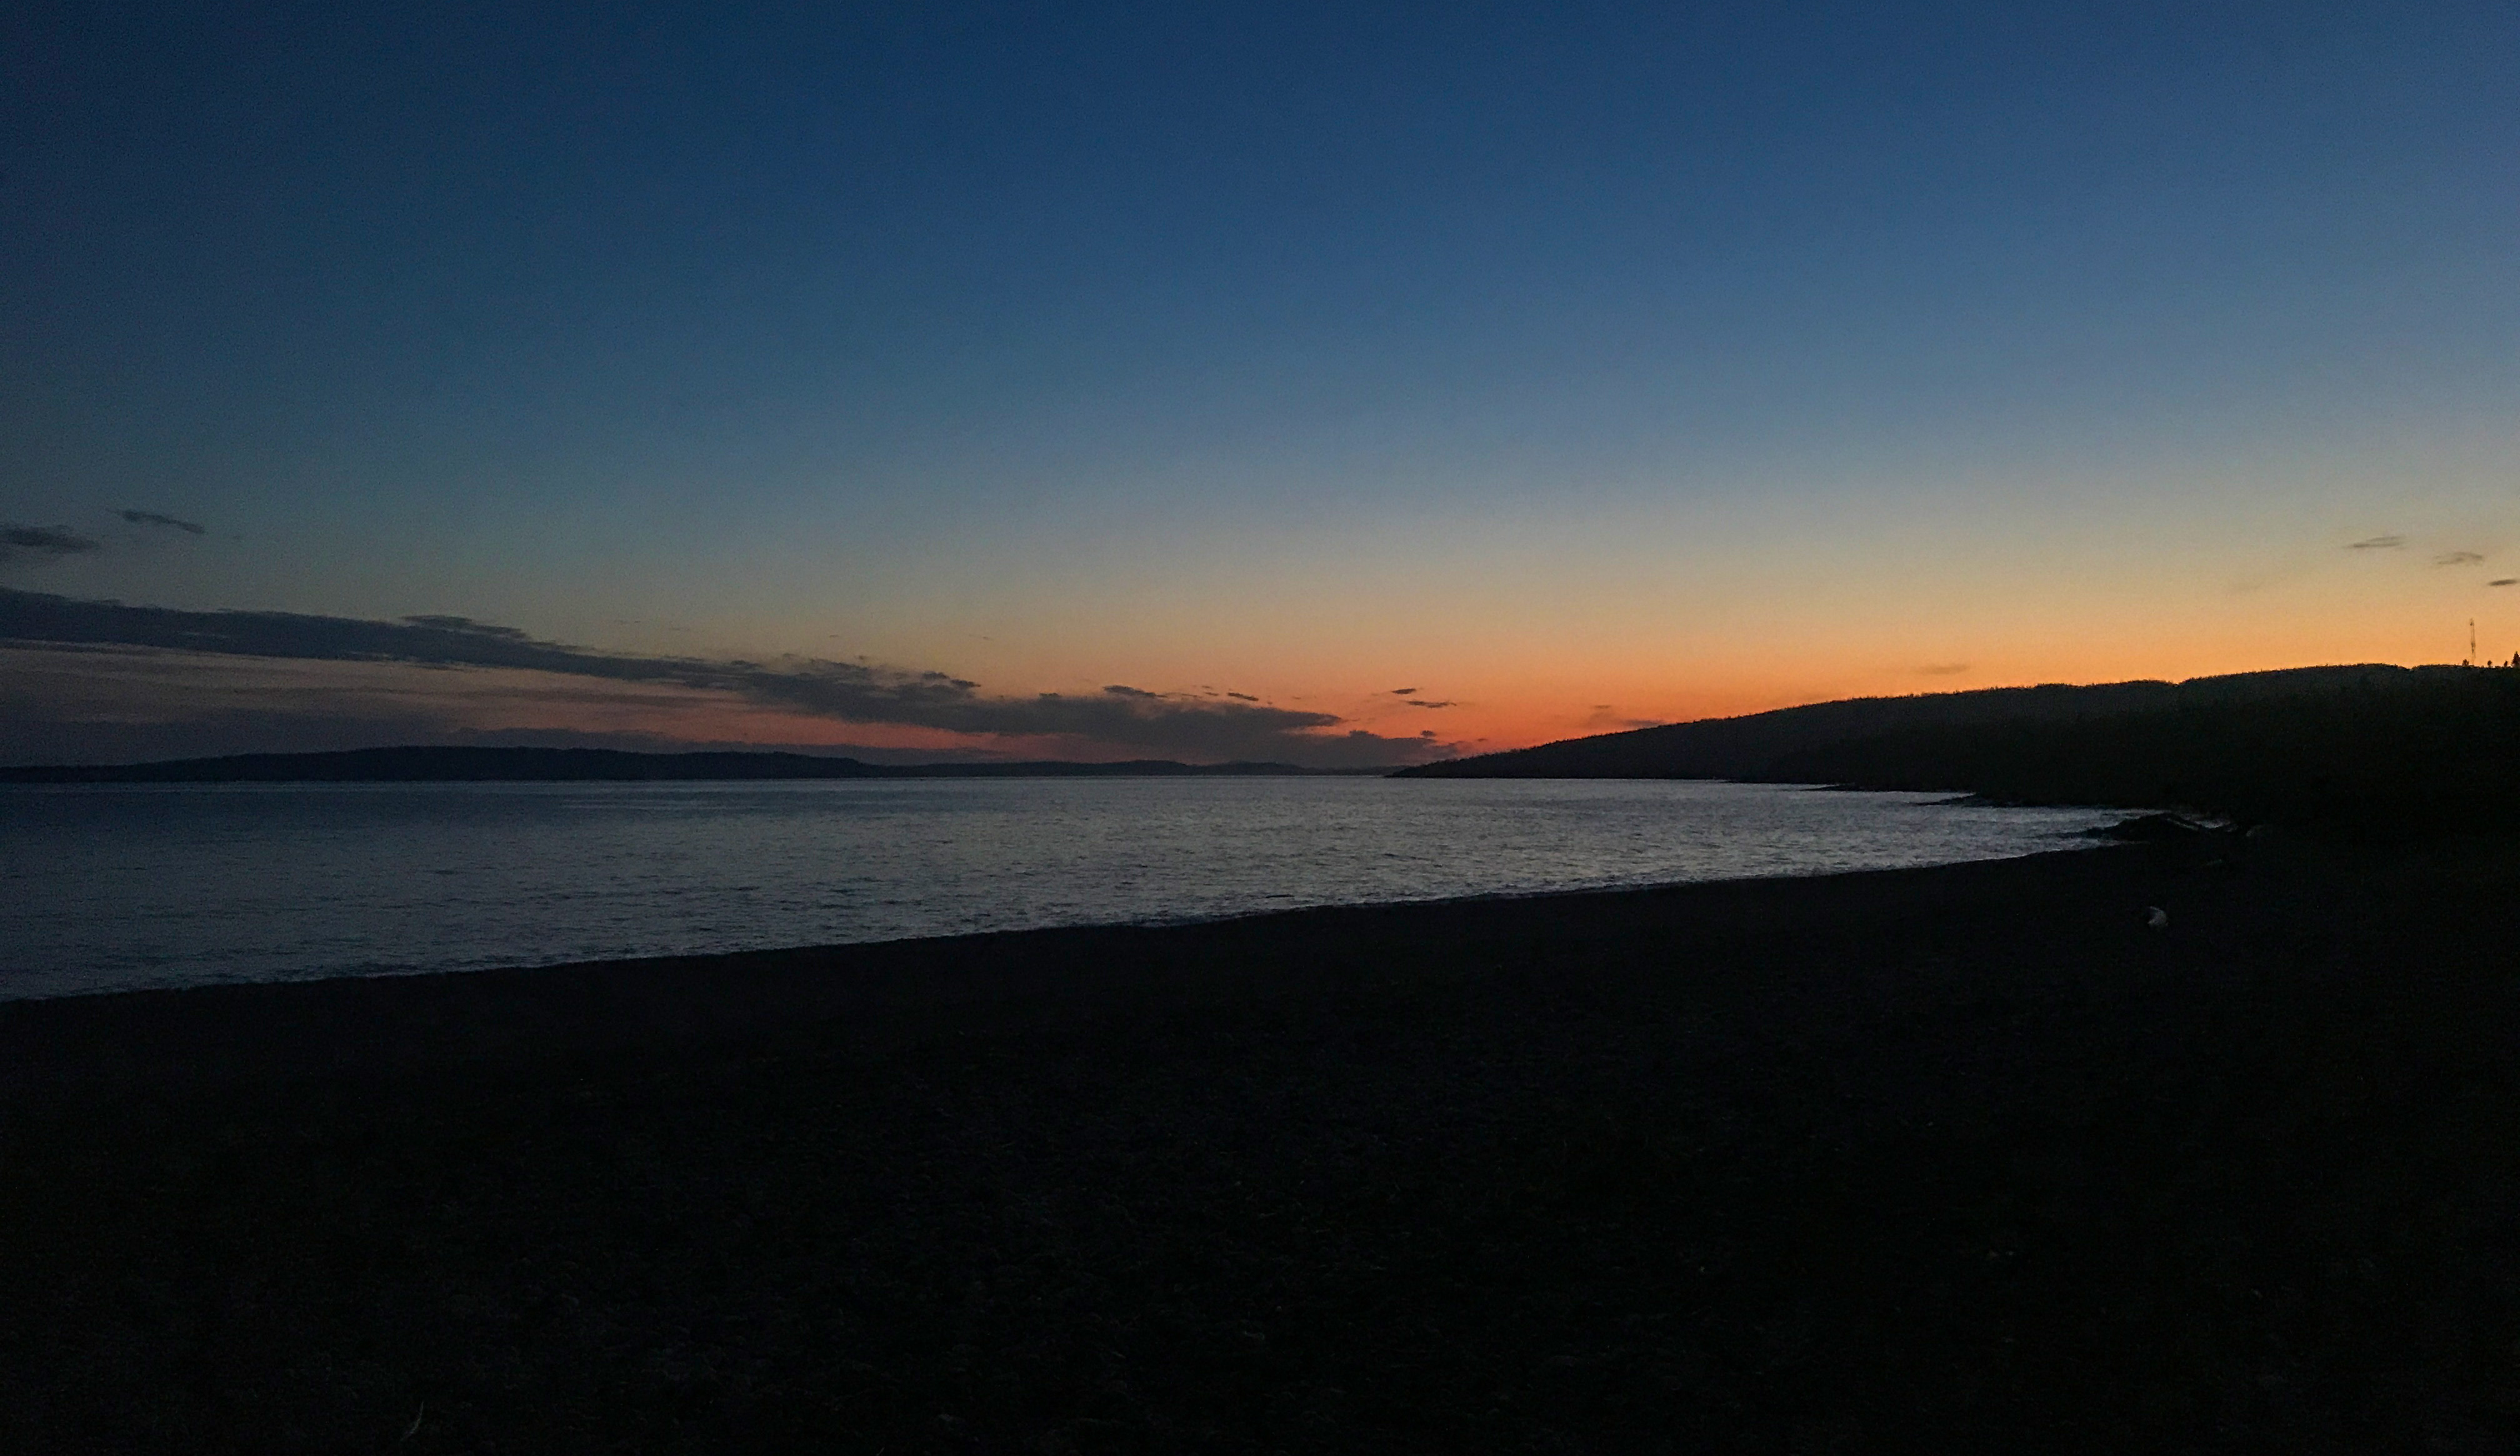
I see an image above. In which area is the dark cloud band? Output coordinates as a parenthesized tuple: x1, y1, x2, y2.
(0, 589, 1440, 765)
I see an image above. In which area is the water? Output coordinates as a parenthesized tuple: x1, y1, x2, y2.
(0, 777, 2121, 1000)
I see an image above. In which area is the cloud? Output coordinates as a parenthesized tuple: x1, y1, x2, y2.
(2492, 579, 2518, 588)
(1, 526, 101, 568)
(1389, 686, 1419, 695)
(0, 589, 1444, 766)
(2436, 551, 2486, 566)
(1405, 699, 1456, 708)
(119, 510, 206, 536)
(1580, 704, 1664, 731)
(1916, 662, 1971, 676)
(402, 614, 531, 639)
(0, 649, 1037, 767)
(1226, 692, 1259, 702)
(2345, 536, 2404, 551)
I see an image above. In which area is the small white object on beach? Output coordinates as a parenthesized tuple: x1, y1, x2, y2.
(2146, 906, 2169, 930)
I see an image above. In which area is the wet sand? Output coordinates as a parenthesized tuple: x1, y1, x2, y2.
(6, 835, 2519, 1452)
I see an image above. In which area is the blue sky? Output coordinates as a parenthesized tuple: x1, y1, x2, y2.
(4, 1, 2516, 762)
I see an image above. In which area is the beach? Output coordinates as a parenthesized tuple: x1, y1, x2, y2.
(6, 834, 2519, 1452)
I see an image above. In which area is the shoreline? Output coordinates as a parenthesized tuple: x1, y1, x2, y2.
(9, 836, 2520, 1448)
(2, 841, 2125, 1074)
(0, 802, 2120, 1005)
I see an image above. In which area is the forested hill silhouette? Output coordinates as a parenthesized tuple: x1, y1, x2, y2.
(0, 746, 1319, 783)
(1398, 665, 2520, 837)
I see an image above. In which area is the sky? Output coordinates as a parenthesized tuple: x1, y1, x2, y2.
(3, 1, 2516, 765)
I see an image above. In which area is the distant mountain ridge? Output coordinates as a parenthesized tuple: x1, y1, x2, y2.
(0, 745, 1324, 783)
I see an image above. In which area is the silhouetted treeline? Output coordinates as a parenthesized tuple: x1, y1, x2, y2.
(1401, 665, 2520, 837)
(0, 745, 1321, 783)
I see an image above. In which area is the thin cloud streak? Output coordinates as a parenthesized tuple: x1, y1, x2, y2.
(119, 510, 207, 536)
(402, 614, 531, 639)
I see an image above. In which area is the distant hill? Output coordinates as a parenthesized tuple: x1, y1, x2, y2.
(0, 745, 1323, 783)
(1398, 667, 2440, 779)
(1398, 665, 2520, 837)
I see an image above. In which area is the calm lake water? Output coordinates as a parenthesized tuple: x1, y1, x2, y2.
(0, 777, 2121, 1000)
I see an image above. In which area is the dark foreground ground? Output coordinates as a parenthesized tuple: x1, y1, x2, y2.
(6, 835, 2519, 1454)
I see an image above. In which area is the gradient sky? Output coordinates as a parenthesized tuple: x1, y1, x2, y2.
(4, 1, 2516, 765)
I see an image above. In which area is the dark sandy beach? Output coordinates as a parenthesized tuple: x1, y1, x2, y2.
(6, 834, 2519, 1452)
